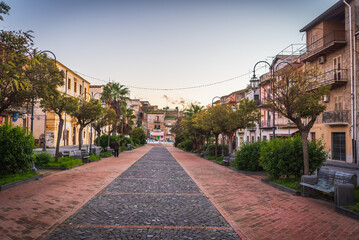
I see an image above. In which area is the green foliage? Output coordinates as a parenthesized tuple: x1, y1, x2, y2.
(89, 154, 100, 162)
(95, 134, 126, 150)
(37, 156, 82, 169)
(34, 151, 54, 165)
(267, 176, 301, 191)
(259, 135, 326, 178)
(100, 152, 113, 157)
(234, 141, 264, 171)
(0, 2, 10, 21)
(179, 139, 193, 152)
(131, 127, 146, 145)
(0, 123, 35, 174)
(206, 144, 229, 157)
(124, 137, 134, 146)
(0, 172, 37, 186)
(175, 135, 185, 147)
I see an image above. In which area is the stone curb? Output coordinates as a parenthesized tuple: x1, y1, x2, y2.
(335, 206, 359, 221)
(37, 166, 67, 170)
(0, 174, 43, 191)
(261, 178, 301, 196)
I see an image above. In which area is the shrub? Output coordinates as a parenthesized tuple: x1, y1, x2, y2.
(259, 135, 326, 178)
(234, 141, 265, 171)
(43, 156, 83, 169)
(180, 139, 193, 152)
(95, 134, 124, 150)
(175, 135, 185, 147)
(89, 153, 100, 162)
(34, 151, 54, 165)
(131, 127, 146, 145)
(206, 144, 229, 157)
(100, 152, 113, 157)
(0, 123, 35, 174)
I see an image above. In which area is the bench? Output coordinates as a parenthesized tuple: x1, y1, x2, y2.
(126, 144, 134, 150)
(301, 168, 357, 206)
(80, 149, 90, 163)
(223, 156, 230, 166)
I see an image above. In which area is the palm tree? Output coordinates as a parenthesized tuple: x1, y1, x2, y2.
(102, 83, 130, 146)
(122, 107, 137, 135)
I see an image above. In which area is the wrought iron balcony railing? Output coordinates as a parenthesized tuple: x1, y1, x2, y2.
(322, 110, 349, 125)
(302, 31, 346, 62)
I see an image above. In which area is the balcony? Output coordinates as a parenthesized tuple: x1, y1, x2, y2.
(246, 126, 257, 131)
(302, 31, 346, 62)
(260, 120, 272, 129)
(322, 110, 349, 125)
(309, 69, 348, 89)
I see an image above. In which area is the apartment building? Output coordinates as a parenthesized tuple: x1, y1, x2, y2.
(299, 0, 357, 163)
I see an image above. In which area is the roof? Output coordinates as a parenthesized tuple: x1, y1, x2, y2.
(56, 61, 90, 84)
(300, 1, 348, 32)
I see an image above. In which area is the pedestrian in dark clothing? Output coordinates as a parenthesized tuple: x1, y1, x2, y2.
(113, 139, 120, 157)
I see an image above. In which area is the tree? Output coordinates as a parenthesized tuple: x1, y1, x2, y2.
(72, 98, 103, 150)
(102, 83, 130, 145)
(0, 30, 33, 114)
(264, 68, 330, 175)
(0, 1, 10, 21)
(0, 30, 63, 115)
(206, 105, 232, 158)
(225, 99, 261, 153)
(131, 127, 146, 145)
(122, 107, 136, 135)
(92, 107, 117, 146)
(40, 91, 78, 160)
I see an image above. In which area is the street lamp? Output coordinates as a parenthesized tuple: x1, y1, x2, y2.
(251, 60, 294, 139)
(288, 120, 291, 137)
(212, 96, 221, 106)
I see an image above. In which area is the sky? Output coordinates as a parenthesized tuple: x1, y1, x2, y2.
(1, 0, 338, 109)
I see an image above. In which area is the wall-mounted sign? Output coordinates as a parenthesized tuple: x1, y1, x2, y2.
(12, 113, 19, 122)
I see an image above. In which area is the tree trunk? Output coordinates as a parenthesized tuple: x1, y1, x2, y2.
(78, 125, 84, 150)
(107, 125, 111, 148)
(215, 134, 219, 158)
(97, 130, 101, 146)
(55, 117, 64, 161)
(227, 133, 233, 154)
(300, 130, 310, 175)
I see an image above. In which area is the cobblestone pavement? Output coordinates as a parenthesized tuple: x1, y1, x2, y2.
(168, 147, 359, 240)
(0, 146, 151, 240)
(45, 147, 240, 240)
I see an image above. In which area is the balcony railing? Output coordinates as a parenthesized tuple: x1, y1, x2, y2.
(309, 69, 348, 88)
(260, 120, 272, 129)
(322, 110, 349, 125)
(302, 31, 346, 62)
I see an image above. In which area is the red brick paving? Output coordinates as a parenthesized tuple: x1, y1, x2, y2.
(0, 146, 152, 240)
(168, 147, 359, 240)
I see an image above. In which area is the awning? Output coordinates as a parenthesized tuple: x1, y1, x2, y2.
(150, 131, 164, 136)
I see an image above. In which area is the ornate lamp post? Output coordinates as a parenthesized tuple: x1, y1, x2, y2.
(251, 60, 294, 139)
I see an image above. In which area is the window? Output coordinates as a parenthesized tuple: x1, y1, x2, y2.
(68, 78, 71, 90)
(246, 136, 249, 142)
(80, 85, 82, 94)
(335, 96, 343, 111)
(263, 136, 267, 141)
(310, 132, 316, 141)
(334, 56, 342, 80)
(74, 81, 77, 93)
(251, 136, 254, 143)
(85, 88, 87, 95)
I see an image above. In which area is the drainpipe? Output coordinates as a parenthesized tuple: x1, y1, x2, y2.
(64, 70, 68, 145)
(343, 0, 356, 163)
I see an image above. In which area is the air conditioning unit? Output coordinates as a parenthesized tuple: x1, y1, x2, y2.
(318, 55, 326, 64)
(323, 95, 330, 102)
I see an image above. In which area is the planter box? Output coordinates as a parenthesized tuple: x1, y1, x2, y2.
(335, 206, 359, 221)
(37, 166, 67, 170)
(0, 174, 43, 191)
(261, 178, 301, 196)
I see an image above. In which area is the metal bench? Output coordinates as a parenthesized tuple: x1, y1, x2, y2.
(301, 168, 357, 206)
(80, 149, 90, 163)
(127, 144, 134, 150)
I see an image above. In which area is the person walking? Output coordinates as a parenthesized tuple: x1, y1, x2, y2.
(113, 139, 120, 157)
